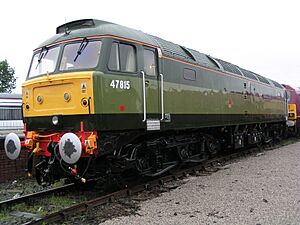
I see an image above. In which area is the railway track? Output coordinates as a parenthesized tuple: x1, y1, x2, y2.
(22, 145, 262, 225)
(0, 183, 75, 210)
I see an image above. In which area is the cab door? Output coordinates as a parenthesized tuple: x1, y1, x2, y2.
(141, 47, 161, 131)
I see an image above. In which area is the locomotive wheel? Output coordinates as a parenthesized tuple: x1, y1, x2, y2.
(35, 159, 54, 186)
(136, 157, 151, 173)
(177, 146, 190, 160)
(132, 140, 177, 177)
(204, 135, 221, 157)
(134, 146, 154, 175)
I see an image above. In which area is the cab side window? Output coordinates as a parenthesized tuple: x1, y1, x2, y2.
(108, 42, 137, 73)
(143, 49, 157, 76)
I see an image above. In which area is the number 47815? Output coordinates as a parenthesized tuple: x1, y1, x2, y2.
(110, 80, 131, 89)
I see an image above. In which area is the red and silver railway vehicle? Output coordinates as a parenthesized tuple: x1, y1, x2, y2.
(282, 84, 300, 133)
(0, 93, 23, 150)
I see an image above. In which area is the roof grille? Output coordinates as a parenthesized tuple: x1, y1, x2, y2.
(254, 73, 270, 84)
(239, 68, 258, 80)
(150, 36, 194, 60)
(214, 58, 243, 76)
(270, 80, 283, 89)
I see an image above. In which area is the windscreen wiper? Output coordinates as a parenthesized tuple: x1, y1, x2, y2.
(35, 47, 48, 69)
(74, 38, 89, 62)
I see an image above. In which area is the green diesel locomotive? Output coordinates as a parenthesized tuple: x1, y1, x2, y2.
(4, 19, 287, 185)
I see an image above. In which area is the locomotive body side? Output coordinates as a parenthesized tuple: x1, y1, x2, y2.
(159, 56, 286, 129)
(23, 39, 286, 132)
(4, 19, 288, 185)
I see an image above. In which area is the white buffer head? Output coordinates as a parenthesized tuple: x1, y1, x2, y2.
(59, 132, 82, 164)
(4, 133, 21, 160)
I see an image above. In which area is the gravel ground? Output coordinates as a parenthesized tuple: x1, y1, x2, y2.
(0, 178, 46, 202)
(101, 142, 300, 225)
(1, 141, 299, 225)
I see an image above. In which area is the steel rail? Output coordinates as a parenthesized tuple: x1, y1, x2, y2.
(0, 183, 75, 209)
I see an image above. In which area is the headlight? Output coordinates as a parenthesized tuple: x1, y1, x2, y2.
(36, 95, 43, 104)
(52, 116, 59, 125)
(64, 92, 71, 102)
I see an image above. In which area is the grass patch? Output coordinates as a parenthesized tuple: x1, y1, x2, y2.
(47, 195, 76, 208)
(8, 196, 77, 217)
(51, 179, 67, 188)
(10, 202, 48, 216)
(11, 203, 29, 212)
(0, 210, 9, 220)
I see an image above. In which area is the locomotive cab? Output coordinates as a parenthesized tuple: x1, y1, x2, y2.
(4, 19, 165, 185)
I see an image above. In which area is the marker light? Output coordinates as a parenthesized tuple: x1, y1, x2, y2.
(81, 98, 88, 107)
(52, 116, 59, 125)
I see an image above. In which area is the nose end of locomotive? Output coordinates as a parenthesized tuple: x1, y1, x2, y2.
(4, 133, 21, 160)
(286, 120, 295, 127)
(58, 132, 82, 164)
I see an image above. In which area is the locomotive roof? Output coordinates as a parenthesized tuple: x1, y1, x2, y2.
(282, 84, 300, 93)
(38, 19, 283, 89)
(39, 19, 157, 48)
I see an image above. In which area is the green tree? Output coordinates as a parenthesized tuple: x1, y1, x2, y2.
(0, 60, 16, 93)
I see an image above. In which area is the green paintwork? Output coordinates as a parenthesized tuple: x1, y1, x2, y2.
(94, 70, 285, 115)
(90, 57, 285, 132)
(26, 19, 287, 133)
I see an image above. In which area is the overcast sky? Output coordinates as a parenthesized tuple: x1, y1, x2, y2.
(0, 0, 299, 93)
